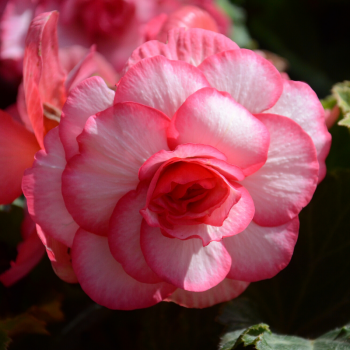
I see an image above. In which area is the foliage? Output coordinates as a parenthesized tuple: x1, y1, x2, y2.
(220, 322, 350, 350)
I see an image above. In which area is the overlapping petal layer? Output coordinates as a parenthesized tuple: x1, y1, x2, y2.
(72, 228, 176, 310)
(224, 218, 299, 281)
(124, 28, 238, 72)
(62, 102, 170, 235)
(265, 80, 331, 182)
(169, 88, 270, 175)
(240, 113, 319, 227)
(198, 49, 283, 114)
(166, 278, 249, 308)
(140, 221, 232, 292)
(109, 184, 163, 284)
(60, 76, 114, 160)
(22, 128, 79, 247)
(115, 55, 210, 118)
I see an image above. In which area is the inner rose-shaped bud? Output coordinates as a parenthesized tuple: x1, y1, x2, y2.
(147, 161, 241, 228)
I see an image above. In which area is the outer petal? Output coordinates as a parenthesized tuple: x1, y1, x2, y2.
(265, 80, 331, 182)
(108, 184, 163, 284)
(60, 76, 114, 160)
(115, 55, 210, 119)
(240, 113, 319, 227)
(158, 183, 254, 245)
(124, 28, 238, 73)
(165, 278, 249, 308)
(198, 49, 283, 114)
(62, 102, 170, 236)
(23, 11, 66, 148)
(36, 225, 78, 283)
(22, 128, 79, 247)
(72, 229, 176, 310)
(0, 110, 39, 204)
(140, 221, 231, 292)
(0, 214, 44, 287)
(224, 218, 299, 282)
(169, 88, 270, 175)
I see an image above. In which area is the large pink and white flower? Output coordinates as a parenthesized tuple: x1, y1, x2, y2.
(23, 28, 331, 309)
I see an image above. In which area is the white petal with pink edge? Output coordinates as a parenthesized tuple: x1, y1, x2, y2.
(108, 184, 163, 284)
(240, 113, 319, 227)
(158, 183, 254, 245)
(124, 28, 239, 73)
(140, 221, 231, 292)
(62, 102, 170, 236)
(115, 55, 210, 119)
(0, 110, 39, 204)
(165, 278, 249, 308)
(198, 49, 283, 114)
(72, 228, 176, 310)
(169, 88, 270, 175)
(265, 80, 331, 182)
(60, 76, 115, 160)
(22, 128, 79, 247)
(224, 218, 299, 282)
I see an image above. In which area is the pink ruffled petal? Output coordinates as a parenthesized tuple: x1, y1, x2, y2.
(108, 184, 163, 284)
(224, 218, 299, 281)
(62, 102, 170, 236)
(157, 182, 254, 245)
(198, 49, 283, 114)
(0, 215, 44, 287)
(115, 55, 210, 119)
(169, 87, 270, 175)
(0, 110, 39, 204)
(124, 28, 238, 73)
(23, 11, 66, 148)
(240, 113, 319, 227)
(72, 228, 176, 310)
(140, 221, 231, 292)
(265, 80, 331, 182)
(139, 143, 244, 182)
(22, 128, 79, 247)
(165, 278, 249, 308)
(60, 76, 114, 160)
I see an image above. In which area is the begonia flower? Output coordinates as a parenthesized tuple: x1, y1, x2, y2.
(22, 28, 331, 309)
(0, 11, 113, 285)
(0, 0, 230, 80)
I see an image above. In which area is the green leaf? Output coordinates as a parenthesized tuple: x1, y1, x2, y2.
(320, 95, 337, 111)
(333, 81, 350, 113)
(331, 81, 350, 128)
(220, 323, 350, 350)
(242, 170, 350, 336)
